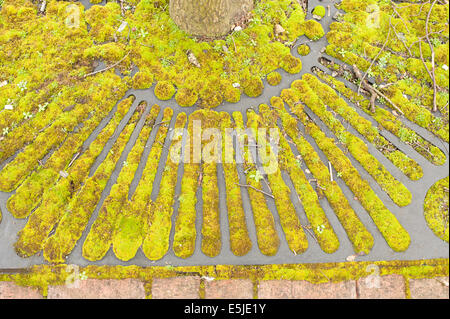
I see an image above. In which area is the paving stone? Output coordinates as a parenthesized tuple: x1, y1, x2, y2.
(152, 276, 200, 299)
(205, 280, 253, 299)
(409, 277, 449, 299)
(47, 279, 145, 299)
(0, 281, 43, 299)
(291, 280, 357, 299)
(357, 274, 405, 299)
(258, 280, 293, 299)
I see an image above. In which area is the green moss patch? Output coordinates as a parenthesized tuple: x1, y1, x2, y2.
(424, 177, 449, 243)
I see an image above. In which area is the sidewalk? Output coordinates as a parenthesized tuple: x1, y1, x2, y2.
(1, 275, 448, 299)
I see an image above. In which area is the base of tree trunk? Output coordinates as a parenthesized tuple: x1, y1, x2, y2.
(169, 0, 254, 38)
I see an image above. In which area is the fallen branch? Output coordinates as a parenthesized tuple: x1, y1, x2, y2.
(353, 64, 404, 115)
(83, 51, 131, 78)
(236, 183, 274, 199)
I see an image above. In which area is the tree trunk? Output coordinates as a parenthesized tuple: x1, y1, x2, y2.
(169, 0, 254, 38)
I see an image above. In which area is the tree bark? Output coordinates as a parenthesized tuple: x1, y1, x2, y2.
(169, 0, 254, 38)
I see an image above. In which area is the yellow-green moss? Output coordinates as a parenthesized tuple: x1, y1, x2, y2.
(82, 104, 160, 262)
(312, 5, 326, 19)
(142, 113, 187, 261)
(232, 111, 280, 256)
(297, 44, 310, 56)
(280, 54, 302, 74)
(281, 89, 411, 252)
(267, 71, 282, 86)
(424, 177, 449, 243)
(1, 259, 448, 298)
(314, 67, 447, 167)
(113, 107, 173, 261)
(42, 105, 149, 263)
(173, 112, 201, 259)
(270, 96, 374, 254)
(304, 73, 423, 181)
(258, 104, 339, 254)
(154, 81, 176, 101)
(292, 79, 412, 207)
(132, 70, 154, 90)
(175, 87, 198, 107)
(14, 99, 140, 258)
(303, 20, 325, 40)
(243, 77, 264, 98)
(219, 112, 252, 256)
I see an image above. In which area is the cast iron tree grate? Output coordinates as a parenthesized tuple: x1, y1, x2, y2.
(0, 0, 448, 268)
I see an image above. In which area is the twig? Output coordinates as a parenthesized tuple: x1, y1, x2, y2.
(301, 225, 319, 244)
(236, 183, 274, 199)
(231, 35, 237, 53)
(353, 64, 404, 115)
(83, 51, 131, 78)
(358, 18, 392, 94)
(68, 152, 80, 168)
(391, 2, 410, 33)
(424, 0, 438, 112)
(328, 161, 333, 182)
(153, 120, 170, 128)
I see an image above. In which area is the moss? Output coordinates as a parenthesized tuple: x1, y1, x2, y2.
(314, 67, 447, 167)
(232, 111, 280, 256)
(142, 113, 187, 261)
(219, 112, 252, 256)
(113, 107, 173, 261)
(132, 70, 154, 90)
(43, 105, 148, 262)
(222, 85, 241, 104)
(14, 106, 142, 258)
(258, 104, 338, 254)
(6, 94, 133, 220)
(303, 20, 325, 41)
(173, 111, 201, 259)
(175, 87, 198, 107)
(272, 96, 375, 254)
(267, 71, 282, 86)
(304, 73, 423, 181)
(324, 1, 449, 142)
(198, 111, 222, 258)
(297, 44, 310, 56)
(82, 104, 160, 261)
(280, 54, 302, 74)
(248, 108, 310, 254)
(424, 177, 449, 243)
(312, 5, 326, 19)
(281, 89, 411, 252)
(1, 259, 448, 298)
(243, 76, 264, 98)
(154, 81, 176, 101)
(291, 79, 412, 207)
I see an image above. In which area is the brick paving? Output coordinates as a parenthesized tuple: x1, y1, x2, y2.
(152, 276, 200, 299)
(292, 280, 357, 299)
(0, 281, 43, 299)
(1, 275, 448, 299)
(357, 274, 406, 299)
(409, 277, 449, 299)
(205, 279, 254, 299)
(47, 279, 146, 299)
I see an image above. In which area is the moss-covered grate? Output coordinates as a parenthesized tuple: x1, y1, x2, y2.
(0, 0, 448, 269)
